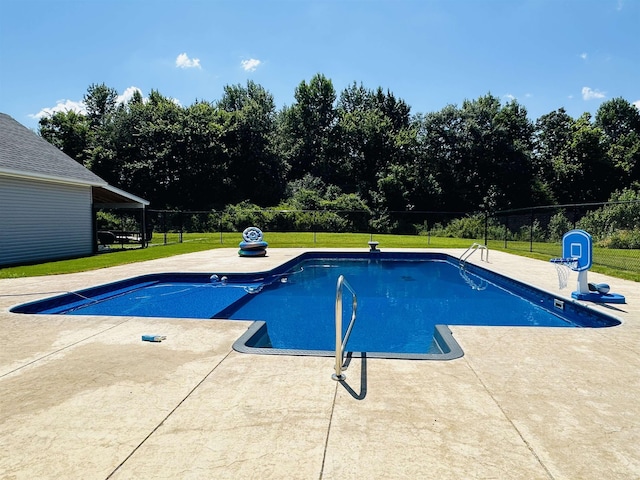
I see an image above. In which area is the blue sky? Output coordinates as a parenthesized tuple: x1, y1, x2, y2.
(1, 0, 638, 130)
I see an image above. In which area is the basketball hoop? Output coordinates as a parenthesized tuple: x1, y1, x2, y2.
(550, 257, 578, 289)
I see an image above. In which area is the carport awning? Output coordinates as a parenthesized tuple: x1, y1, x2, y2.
(92, 184, 149, 209)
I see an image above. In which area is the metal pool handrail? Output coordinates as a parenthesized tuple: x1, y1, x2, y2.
(332, 275, 358, 381)
(459, 243, 489, 291)
(460, 242, 489, 265)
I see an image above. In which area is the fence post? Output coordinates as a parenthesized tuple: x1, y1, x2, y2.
(529, 208, 534, 252)
(504, 215, 508, 249)
(484, 211, 488, 246)
(162, 212, 167, 245)
(141, 208, 147, 248)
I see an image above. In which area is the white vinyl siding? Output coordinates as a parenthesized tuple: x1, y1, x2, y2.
(0, 175, 94, 266)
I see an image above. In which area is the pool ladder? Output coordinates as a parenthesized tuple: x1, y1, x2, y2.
(459, 243, 489, 291)
(332, 275, 358, 381)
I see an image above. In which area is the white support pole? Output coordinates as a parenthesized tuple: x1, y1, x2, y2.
(577, 270, 590, 294)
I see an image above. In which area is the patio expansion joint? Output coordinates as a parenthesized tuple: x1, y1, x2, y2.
(104, 348, 234, 479)
(462, 356, 557, 480)
(0, 317, 132, 379)
(318, 379, 340, 480)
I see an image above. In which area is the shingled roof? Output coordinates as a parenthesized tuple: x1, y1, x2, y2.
(0, 113, 148, 207)
(0, 113, 106, 185)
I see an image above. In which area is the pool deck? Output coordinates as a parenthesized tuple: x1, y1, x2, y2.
(1, 248, 639, 479)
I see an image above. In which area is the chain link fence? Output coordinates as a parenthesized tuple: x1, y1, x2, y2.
(488, 201, 640, 273)
(142, 209, 467, 244)
(95, 200, 640, 275)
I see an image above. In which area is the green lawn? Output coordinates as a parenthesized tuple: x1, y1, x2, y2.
(1, 232, 638, 282)
(486, 239, 640, 282)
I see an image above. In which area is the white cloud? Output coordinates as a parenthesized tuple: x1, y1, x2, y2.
(30, 86, 145, 119)
(116, 86, 143, 104)
(580, 52, 588, 60)
(633, 100, 640, 110)
(582, 86, 606, 100)
(503, 94, 516, 101)
(176, 52, 201, 69)
(241, 58, 261, 72)
(29, 99, 86, 119)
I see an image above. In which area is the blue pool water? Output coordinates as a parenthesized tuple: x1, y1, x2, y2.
(11, 252, 619, 359)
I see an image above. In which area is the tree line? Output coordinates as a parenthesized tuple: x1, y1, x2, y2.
(39, 75, 640, 216)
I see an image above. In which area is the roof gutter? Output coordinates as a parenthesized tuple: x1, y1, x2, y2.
(95, 184, 150, 207)
(0, 167, 107, 188)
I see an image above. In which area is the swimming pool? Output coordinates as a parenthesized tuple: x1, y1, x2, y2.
(11, 252, 620, 360)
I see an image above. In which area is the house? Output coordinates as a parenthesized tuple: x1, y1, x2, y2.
(0, 112, 149, 267)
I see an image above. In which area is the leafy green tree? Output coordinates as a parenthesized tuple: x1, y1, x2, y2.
(337, 107, 393, 198)
(371, 86, 411, 131)
(336, 83, 419, 208)
(419, 94, 535, 212)
(371, 114, 442, 214)
(179, 101, 228, 209)
(595, 98, 640, 184)
(595, 97, 640, 142)
(117, 90, 186, 207)
(217, 81, 286, 206)
(36, 79, 640, 216)
(38, 110, 91, 166)
(337, 82, 373, 114)
(558, 113, 613, 203)
(489, 98, 536, 207)
(80, 83, 121, 182)
(277, 74, 338, 182)
(533, 108, 575, 203)
(101, 90, 202, 208)
(416, 106, 464, 209)
(84, 83, 118, 130)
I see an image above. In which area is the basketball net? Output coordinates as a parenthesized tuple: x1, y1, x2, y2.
(551, 258, 577, 289)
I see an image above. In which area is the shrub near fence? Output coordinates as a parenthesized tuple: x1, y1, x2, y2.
(129, 200, 639, 276)
(145, 209, 469, 240)
(489, 200, 640, 274)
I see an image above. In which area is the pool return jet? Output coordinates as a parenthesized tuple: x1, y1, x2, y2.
(550, 229, 625, 304)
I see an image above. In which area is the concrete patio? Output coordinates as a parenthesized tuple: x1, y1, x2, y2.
(1, 248, 639, 479)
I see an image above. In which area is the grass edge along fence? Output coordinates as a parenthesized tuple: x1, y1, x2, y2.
(94, 200, 639, 280)
(488, 200, 640, 278)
